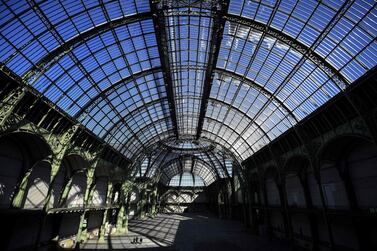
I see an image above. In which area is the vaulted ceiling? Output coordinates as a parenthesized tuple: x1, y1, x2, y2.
(1, 0, 376, 185)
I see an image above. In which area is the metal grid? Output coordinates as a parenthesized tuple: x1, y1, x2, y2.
(137, 141, 227, 186)
(1, 0, 376, 167)
(168, 172, 205, 187)
(162, 2, 216, 136)
(202, 0, 377, 159)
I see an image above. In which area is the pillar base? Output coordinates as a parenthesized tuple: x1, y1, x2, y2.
(116, 227, 127, 235)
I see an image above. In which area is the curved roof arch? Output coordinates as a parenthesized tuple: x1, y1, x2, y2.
(130, 136, 241, 186)
(214, 68, 297, 121)
(168, 172, 205, 187)
(75, 67, 162, 118)
(159, 156, 219, 186)
(1, 0, 376, 175)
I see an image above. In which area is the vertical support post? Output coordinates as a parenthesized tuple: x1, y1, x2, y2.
(99, 181, 113, 241)
(11, 167, 33, 208)
(76, 212, 87, 246)
(46, 124, 79, 209)
(246, 182, 258, 233)
(278, 179, 293, 242)
(123, 194, 130, 235)
(218, 191, 223, 219)
(116, 205, 125, 234)
(262, 177, 272, 239)
(151, 187, 158, 217)
(138, 188, 146, 219)
(99, 210, 109, 242)
(116, 180, 133, 234)
(316, 172, 335, 251)
(300, 172, 320, 250)
(230, 178, 235, 219)
(59, 177, 73, 207)
(75, 165, 96, 244)
(43, 156, 63, 210)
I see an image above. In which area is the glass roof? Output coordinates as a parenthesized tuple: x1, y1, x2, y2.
(1, 0, 376, 168)
(131, 139, 236, 186)
(163, 138, 212, 151)
(169, 172, 205, 187)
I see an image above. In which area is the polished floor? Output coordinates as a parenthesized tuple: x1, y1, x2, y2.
(79, 213, 296, 251)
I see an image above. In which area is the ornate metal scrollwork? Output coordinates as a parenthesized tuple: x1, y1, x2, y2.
(0, 87, 26, 131)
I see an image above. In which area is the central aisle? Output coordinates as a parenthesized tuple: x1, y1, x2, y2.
(80, 213, 296, 251)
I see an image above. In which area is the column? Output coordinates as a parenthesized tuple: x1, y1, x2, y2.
(151, 187, 158, 217)
(99, 182, 113, 241)
(75, 167, 95, 244)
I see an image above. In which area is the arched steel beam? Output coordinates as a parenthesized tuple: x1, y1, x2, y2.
(144, 148, 171, 178)
(159, 154, 220, 177)
(136, 134, 226, 161)
(116, 117, 173, 159)
(117, 117, 174, 158)
(229, 0, 354, 158)
(102, 97, 169, 140)
(203, 150, 226, 180)
(161, 153, 220, 179)
(162, 141, 215, 153)
(150, 0, 180, 138)
(103, 96, 251, 157)
(200, 130, 243, 161)
(196, 0, 230, 139)
(214, 68, 297, 123)
(192, 157, 220, 184)
(27, 0, 150, 155)
(160, 156, 219, 185)
(169, 90, 276, 144)
(208, 98, 272, 142)
(75, 67, 163, 120)
(131, 133, 244, 173)
(202, 116, 253, 156)
(111, 123, 173, 163)
(22, 12, 152, 83)
(161, 95, 270, 159)
(224, 13, 350, 89)
(208, 150, 230, 179)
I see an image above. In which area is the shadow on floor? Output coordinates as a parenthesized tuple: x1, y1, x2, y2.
(73, 213, 301, 251)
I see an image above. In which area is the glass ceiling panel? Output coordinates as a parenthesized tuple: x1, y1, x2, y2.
(0, 0, 165, 161)
(32, 19, 160, 116)
(163, 2, 216, 136)
(118, 116, 173, 159)
(203, 0, 377, 160)
(227, 0, 377, 80)
(195, 176, 205, 187)
(81, 72, 167, 135)
(1, 0, 375, 166)
(179, 172, 194, 187)
(139, 143, 225, 186)
(194, 151, 226, 179)
(192, 160, 216, 185)
(217, 21, 341, 118)
(1, 0, 150, 76)
(168, 172, 205, 187)
(162, 158, 217, 186)
(161, 160, 180, 184)
(169, 175, 180, 186)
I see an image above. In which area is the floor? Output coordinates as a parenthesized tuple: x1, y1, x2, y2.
(79, 213, 296, 251)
